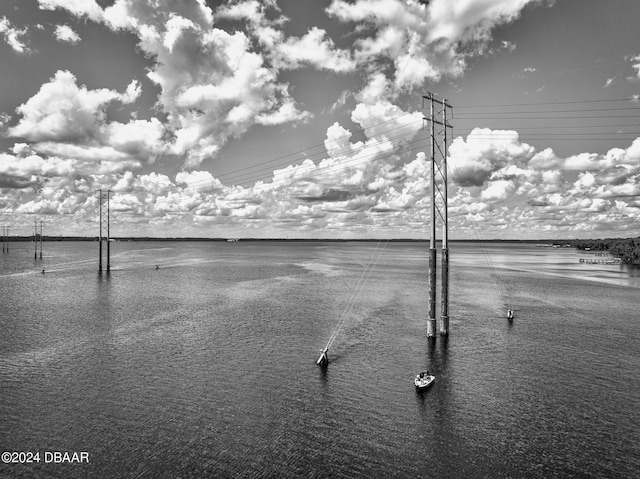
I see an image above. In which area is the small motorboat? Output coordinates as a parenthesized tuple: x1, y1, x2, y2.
(507, 309, 514, 321)
(316, 347, 329, 366)
(414, 371, 435, 391)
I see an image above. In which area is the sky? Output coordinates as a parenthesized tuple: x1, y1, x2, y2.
(1, 0, 640, 239)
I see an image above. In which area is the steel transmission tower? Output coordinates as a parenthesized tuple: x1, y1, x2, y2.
(2, 226, 8, 253)
(423, 93, 453, 337)
(97, 189, 112, 273)
(34, 221, 43, 259)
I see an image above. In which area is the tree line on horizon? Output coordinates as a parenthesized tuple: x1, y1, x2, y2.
(569, 237, 640, 265)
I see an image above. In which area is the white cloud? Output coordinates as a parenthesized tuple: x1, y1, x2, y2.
(29, 0, 535, 175)
(29, 0, 313, 169)
(449, 128, 535, 187)
(163, 14, 196, 53)
(528, 147, 560, 170)
(270, 27, 355, 73)
(563, 152, 614, 171)
(54, 24, 81, 44)
(102, 118, 166, 161)
(121, 80, 142, 104)
(214, 0, 286, 49)
(176, 170, 223, 193)
(38, 0, 103, 22)
(326, 0, 545, 91)
(4, 0, 636, 239)
(5, 71, 164, 175)
(630, 53, 640, 79)
(0, 16, 30, 53)
(481, 179, 515, 201)
(9, 70, 139, 143)
(108, 1, 311, 167)
(0, 152, 75, 181)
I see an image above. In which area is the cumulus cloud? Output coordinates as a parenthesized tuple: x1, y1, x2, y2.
(102, 117, 165, 161)
(29, 0, 542, 175)
(326, 0, 547, 91)
(38, 0, 103, 22)
(444, 128, 640, 237)
(3, 0, 634, 239)
(0, 152, 75, 181)
(449, 128, 535, 187)
(6, 70, 165, 174)
(77, 98, 426, 235)
(270, 27, 355, 73)
(9, 70, 133, 142)
(125, 2, 312, 167)
(53, 24, 81, 44)
(0, 16, 30, 53)
(629, 53, 640, 79)
(32, 0, 314, 169)
(3, 126, 640, 238)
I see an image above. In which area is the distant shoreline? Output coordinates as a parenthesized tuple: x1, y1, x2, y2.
(5, 236, 639, 263)
(1, 236, 582, 243)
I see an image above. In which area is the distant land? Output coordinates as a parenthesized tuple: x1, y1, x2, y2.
(0, 236, 597, 243)
(567, 238, 640, 265)
(4, 235, 639, 264)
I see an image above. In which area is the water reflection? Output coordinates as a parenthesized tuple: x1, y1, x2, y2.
(426, 334, 449, 373)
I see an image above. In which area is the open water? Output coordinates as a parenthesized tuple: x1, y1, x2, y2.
(0, 241, 639, 478)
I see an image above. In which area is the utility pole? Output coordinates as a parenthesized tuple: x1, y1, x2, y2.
(34, 220, 43, 259)
(2, 226, 8, 253)
(97, 189, 112, 273)
(423, 92, 453, 337)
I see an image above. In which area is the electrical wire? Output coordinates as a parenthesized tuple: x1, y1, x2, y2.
(179, 99, 640, 192)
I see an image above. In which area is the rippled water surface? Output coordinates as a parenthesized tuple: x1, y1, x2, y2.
(1, 241, 639, 478)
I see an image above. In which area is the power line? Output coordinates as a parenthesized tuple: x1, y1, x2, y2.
(184, 100, 640, 187)
(217, 120, 423, 185)
(457, 106, 640, 115)
(455, 114, 640, 120)
(464, 123, 640, 131)
(182, 118, 424, 189)
(455, 97, 638, 109)
(218, 135, 432, 192)
(212, 112, 421, 181)
(145, 98, 640, 196)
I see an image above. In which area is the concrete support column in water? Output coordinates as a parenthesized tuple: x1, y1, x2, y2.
(428, 247, 437, 337)
(440, 247, 449, 336)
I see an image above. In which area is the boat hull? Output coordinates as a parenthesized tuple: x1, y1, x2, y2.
(316, 349, 328, 366)
(414, 375, 435, 391)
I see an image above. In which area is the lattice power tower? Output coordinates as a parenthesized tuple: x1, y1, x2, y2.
(97, 189, 112, 273)
(423, 93, 453, 337)
(34, 220, 43, 259)
(2, 226, 9, 253)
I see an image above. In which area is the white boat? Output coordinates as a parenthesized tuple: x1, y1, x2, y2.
(414, 371, 435, 391)
(316, 347, 328, 366)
